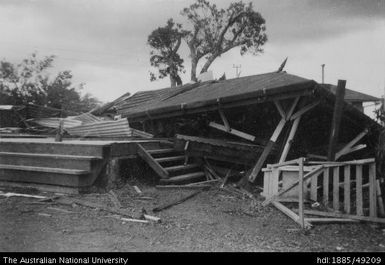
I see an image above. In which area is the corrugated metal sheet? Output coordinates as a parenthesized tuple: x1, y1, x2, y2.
(71, 113, 102, 124)
(30, 118, 82, 128)
(66, 118, 153, 138)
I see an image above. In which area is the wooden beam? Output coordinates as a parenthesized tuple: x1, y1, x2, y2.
(272, 201, 312, 229)
(297, 209, 385, 224)
(335, 129, 368, 159)
(218, 109, 231, 132)
(209, 122, 255, 142)
(279, 116, 301, 163)
(298, 158, 305, 228)
(286, 97, 300, 119)
(327, 80, 346, 161)
(247, 118, 287, 182)
(289, 101, 320, 121)
(274, 100, 286, 119)
(305, 218, 359, 223)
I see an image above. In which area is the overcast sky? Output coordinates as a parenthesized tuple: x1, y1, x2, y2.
(0, 0, 384, 109)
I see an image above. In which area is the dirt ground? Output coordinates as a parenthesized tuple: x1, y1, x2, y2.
(1, 179, 385, 252)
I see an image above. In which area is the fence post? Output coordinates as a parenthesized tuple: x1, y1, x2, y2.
(298, 157, 304, 228)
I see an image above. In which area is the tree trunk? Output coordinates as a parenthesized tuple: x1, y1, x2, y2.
(170, 75, 176, 87)
(200, 55, 217, 75)
(191, 57, 198, 82)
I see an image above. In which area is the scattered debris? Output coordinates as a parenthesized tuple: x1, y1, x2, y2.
(133, 186, 142, 194)
(38, 213, 52, 217)
(46, 207, 75, 214)
(143, 214, 161, 223)
(0, 191, 46, 199)
(153, 188, 209, 213)
(120, 217, 149, 224)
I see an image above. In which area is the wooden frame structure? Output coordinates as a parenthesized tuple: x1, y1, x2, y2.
(261, 158, 385, 229)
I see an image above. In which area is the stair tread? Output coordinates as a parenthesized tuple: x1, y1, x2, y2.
(0, 164, 89, 175)
(155, 156, 185, 163)
(0, 152, 102, 160)
(164, 164, 199, 172)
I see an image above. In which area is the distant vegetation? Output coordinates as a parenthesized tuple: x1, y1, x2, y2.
(0, 53, 101, 113)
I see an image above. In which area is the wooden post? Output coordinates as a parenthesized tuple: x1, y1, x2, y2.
(344, 165, 351, 214)
(333, 166, 340, 211)
(327, 80, 346, 161)
(298, 158, 305, 228)
(247, 118, 286, 182)
(279, 116, 301, 163)
(369, 163, 377, 217)
(323, 169, 329, 206)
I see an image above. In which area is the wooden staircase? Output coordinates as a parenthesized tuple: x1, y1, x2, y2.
(137, 143, 205, 184)
(0, 140, 110, 193)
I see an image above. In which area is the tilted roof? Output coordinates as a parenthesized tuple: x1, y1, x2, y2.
(115, 72, 316, 119)
(321, 84, 380, 102)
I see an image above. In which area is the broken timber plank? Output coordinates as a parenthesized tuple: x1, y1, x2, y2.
(247, 118, 287, 182)
(209, 122, 255, 142)
(335, 129, 368, 160)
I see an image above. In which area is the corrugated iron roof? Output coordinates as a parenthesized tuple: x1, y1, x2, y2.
(116, 72, 315, 118)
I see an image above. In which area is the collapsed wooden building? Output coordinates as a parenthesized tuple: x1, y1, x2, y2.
(1, 71, 384, 227)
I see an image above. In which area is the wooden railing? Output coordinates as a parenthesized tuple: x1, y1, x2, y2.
(262, 158, 385, 229)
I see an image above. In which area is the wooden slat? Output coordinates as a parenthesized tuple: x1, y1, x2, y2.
(310, 168, 318, 201)
(344, 165, 351, 214)
(305, 218, 359, 223)
(377, 179, 385, 216)
(369, 163, 377, 217)
(356, 165, 363, 216)
(333, 166, 340, 211)
(323, 168, 329, 206)
(136, 144, 169, 179)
